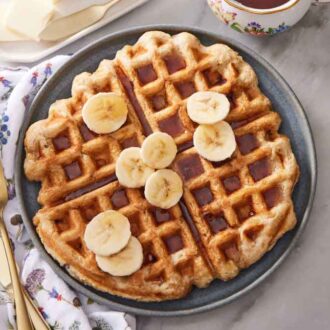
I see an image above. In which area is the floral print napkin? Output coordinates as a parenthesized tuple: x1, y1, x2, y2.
(0, 56, 135, 330)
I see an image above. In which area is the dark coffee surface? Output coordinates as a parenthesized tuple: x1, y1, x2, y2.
(235, 0, 290, 9)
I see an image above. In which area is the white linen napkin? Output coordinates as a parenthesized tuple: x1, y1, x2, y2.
(0, 56, 135, 330)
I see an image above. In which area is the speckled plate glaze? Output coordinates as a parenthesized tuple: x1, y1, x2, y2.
(15, 25, 317, 316)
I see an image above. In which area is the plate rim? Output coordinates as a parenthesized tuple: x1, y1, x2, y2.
(15, 24, 317, 316)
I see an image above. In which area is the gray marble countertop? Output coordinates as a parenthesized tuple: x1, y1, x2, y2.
(9, 0, 330, 329)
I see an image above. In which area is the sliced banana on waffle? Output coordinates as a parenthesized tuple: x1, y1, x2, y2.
(96, 237, 143, 277)
(141, 132, 177, 169)
(187, 91, 230, 124)
(84, 210, 131, 256)
(145, 169, 183, 209)
(116, 147, 154, 188)
(82, 92, 128, 134)
(193, 121, 236, 162)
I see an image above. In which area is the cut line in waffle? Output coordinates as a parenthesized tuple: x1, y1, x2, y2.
(24, 31, 299, 301)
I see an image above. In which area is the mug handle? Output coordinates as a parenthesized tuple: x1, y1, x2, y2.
(313, 0, 330, 3)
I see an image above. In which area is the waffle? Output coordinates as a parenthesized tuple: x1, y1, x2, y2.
(24, 31, 299, 301)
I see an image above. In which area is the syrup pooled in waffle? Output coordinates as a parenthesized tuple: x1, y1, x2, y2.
(24, 31, 299, 301)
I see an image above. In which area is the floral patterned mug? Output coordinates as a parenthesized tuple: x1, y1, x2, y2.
(208, 0, 330, 36)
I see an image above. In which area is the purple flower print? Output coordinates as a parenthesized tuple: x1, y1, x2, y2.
(44, 63, 52, 77)
(0, 76, 11, 88)
(248, 22, 261, 28)
(1, 124, 8, 132)
(30, 72, 39, 87)
(49, 287, 62, 301)
(48, 287, 58, 298)
(25, 268, 46, 297)
(38, 307, 49, 320)
(0, 120, 10, 146)
(0, 112, 10, 144)
(275, 23, 290, 33)
(25, 270, 75, 307)
(243, 21, 291, 36)
(7, 182, 15, 200)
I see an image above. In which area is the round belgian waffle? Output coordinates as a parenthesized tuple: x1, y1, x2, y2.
(24, 31, 299, 301)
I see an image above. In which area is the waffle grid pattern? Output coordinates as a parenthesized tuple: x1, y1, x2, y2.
(25, 31, 299, 301)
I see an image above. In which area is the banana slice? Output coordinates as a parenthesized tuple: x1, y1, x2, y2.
(193, 121, 236, 162)
(187, 91, 230, 124)
(84, 210, 131, 257)
(141, 132, 177, 169)
(145, 169, 183, 209)
(115, 147, 154, 188)
(96, 236, 143, 277)
(82, 92, 128, 134)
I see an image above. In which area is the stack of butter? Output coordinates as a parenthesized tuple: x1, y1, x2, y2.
(0, 0, 120, 42)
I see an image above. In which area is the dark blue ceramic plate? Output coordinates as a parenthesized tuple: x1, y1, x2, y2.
(15, 25, 316, 316)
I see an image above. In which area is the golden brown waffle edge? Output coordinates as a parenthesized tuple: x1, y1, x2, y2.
(24, 31, 299, 301)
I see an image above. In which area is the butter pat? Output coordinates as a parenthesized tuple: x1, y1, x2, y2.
(0, 4, 28, 42)
(41, 0, 116, 41)
(5, 0, 54, 41)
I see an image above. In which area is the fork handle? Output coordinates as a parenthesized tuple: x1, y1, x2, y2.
(0, 219, 34, 330)
(24, 289, 49, 330)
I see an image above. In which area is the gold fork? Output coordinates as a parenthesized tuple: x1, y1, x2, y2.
(0, 237, 50, 329)
(0, 161, 34, 330)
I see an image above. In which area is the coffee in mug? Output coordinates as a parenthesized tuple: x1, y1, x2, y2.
(208, 0, 330, 36)
(234, 0, 290, 9)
